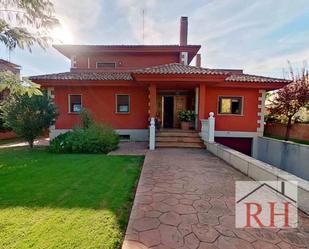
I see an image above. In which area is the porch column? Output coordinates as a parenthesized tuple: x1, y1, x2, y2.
(149, 83, 157, 118)
(148, 83, 157, 150)
(198, 83, 206, 130)
(194, 87, 199, 129)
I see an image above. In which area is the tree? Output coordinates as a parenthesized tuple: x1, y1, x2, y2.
(1, 92, 58, 148)
(0, 71, 42, 96)
(0, 0, 59, 51)
(269, 67, 309, 140)
(0, 0, 59, 95)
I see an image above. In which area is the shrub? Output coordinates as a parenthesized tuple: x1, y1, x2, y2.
(80, 108, 94, 129)
(0, 110, 12, 132)
(50, 124, 119, 154)
(178, 110, 194, 122)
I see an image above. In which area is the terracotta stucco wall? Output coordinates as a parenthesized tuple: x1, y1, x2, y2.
(203, 87, 260, 132)
(54, 86, 149, 129)
(0, 131, 16, 140)
(75, 54, 179, 70)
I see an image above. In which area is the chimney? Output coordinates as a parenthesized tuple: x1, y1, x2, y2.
(195, 54, 201, 67)
(180, 16, 188, 46)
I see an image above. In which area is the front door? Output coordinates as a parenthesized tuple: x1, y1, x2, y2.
(173, 95, 187, 128)
(163, 96, 174, 128)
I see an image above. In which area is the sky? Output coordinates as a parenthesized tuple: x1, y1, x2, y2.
(1, 0, 309, 78)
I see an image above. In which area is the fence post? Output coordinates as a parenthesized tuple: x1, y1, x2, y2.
(208, 112, 215, 143)
(149, 117, 156, 150)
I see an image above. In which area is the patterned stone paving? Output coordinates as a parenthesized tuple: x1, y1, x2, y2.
(122, 148, 309, 249)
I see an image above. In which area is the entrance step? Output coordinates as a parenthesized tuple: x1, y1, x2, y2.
(156, 141, 205, 148)
(156, 136, 202, 143)
(156, 131, 200, 138)
(156, 130, 205, 149)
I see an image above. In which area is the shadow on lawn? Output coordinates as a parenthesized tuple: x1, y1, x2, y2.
(0, 147, 143, 229)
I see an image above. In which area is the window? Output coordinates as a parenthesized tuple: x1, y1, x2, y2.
(218, 96, 242, 115)
(96, 62, 116, 68)
(69, 94, 82, 113)
(116, 95, 130, 113)
(71, 55, 77, 68)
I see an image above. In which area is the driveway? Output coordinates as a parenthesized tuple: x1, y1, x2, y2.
(122, 148, 309, 249)
(0, 138, 49, 149)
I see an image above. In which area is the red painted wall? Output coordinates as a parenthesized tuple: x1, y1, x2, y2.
(0, 131, 16, 140)
(54, 86, 149, 129)
(203, 87, 260, 132)
(75, 53, 179, 71)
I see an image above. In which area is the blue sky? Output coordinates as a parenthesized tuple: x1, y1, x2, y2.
(1, 0, 309, 78)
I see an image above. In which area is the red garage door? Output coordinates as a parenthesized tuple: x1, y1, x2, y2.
(215, 137, 252, 156)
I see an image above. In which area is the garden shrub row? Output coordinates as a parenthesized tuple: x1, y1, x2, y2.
(49, 124, 119, 154)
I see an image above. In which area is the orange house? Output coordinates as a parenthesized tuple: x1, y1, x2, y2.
(30, 17, 289, 156)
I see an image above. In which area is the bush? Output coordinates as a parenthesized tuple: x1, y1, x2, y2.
(178, 110, 194, 122)
(49, 124, 119, 154)
(80, 108, 94, 129)
(0, 111, 11, 132)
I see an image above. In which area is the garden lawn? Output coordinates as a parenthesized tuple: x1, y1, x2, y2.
(0, 148, 143, 249)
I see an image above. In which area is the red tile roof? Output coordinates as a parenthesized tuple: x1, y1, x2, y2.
(0, 59, 20, 68)
(225, 74, 290, 83)
(29, 71, 132, 81)
(29, 63, 290, 84)
(133, 63, 229, 75)
(0, 59, 21, 73)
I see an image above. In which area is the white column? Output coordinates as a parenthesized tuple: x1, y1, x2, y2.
(257, 90, 266, 136)
(149, 117, 156, 150)
(47, 87, 55, 140)
(195, 87, 199, 129)
(208, 112, 215, 143)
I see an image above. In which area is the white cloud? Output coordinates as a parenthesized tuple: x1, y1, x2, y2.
(5, 0, 309, 77)
(52, 0, 103, 43)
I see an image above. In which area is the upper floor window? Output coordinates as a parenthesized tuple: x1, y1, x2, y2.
(218, 96, 243, 115)
(96, 62, 116, 69)
(69, 94, 82, 113)
(71, 55, 77, 68)
(116, 94, 130, 113)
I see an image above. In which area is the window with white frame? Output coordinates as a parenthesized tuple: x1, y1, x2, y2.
(96, 62, 116, 68)
(71, 55, 77, 68)
(218, 96, 243, 115)
(69, 94, 82, 113)
(116, 95, 130, 113)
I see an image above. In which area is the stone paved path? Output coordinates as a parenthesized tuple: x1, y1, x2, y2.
(0, 137, 49, 149)
(108, 142, 148, 156)
(122, 148, 309, 249)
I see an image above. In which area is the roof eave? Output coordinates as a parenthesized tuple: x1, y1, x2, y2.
(53, 44, 201, 59)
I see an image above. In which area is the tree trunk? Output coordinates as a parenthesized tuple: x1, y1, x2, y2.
(29, 139, 34, 149)
(284, 116, 292, 141)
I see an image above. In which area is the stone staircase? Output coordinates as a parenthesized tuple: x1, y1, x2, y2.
(156, 129, 205, 148)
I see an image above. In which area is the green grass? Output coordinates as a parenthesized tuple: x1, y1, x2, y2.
(0, 148, 143, 249)
(264, 134, 309, 145)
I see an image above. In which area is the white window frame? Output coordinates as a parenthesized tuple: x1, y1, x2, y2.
(217, 95, 244, 116)
(68, 94, 82, 114)
(115, 94, 130, 114)
(96, 62, 117, 69)
(71, 55, 77, 68)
